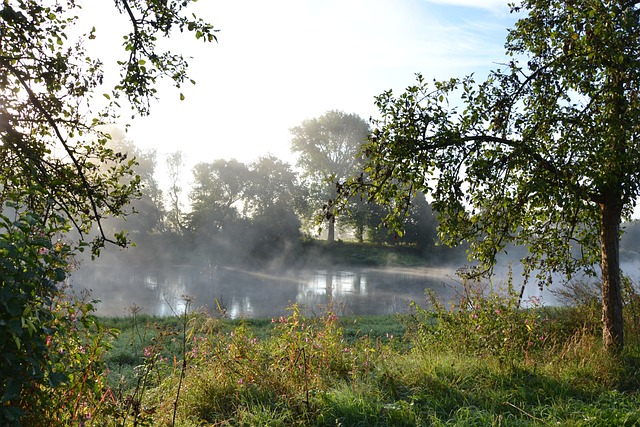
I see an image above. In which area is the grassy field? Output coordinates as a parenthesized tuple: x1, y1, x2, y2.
(97, 294, 640, 426)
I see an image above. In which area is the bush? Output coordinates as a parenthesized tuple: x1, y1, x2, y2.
(0, 208, 119, 426)
(409, 270, 551, 365)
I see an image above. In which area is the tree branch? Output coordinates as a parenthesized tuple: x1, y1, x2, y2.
(0, 57, 118, 247)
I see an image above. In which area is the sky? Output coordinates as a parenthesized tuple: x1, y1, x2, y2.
(83, 0, 519, 182)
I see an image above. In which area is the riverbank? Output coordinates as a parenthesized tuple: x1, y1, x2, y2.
(97, 300, 640, 426)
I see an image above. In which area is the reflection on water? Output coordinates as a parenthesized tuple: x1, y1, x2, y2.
(69, 265, 462, 318)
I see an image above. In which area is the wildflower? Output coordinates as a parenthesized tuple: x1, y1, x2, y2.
(143, 346, 153, 358)
(238, 378, 243, 385)
(38, 247, 49, 255)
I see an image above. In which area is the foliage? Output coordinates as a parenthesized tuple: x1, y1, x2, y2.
(103, 132, 167, 237)
(0, 216, 117, 426)
(185, 156, 304, 267)
(290, 110, 371, 241)
(245, 155, 305, 219)
(0, 208, 70, 423)
(334, 0, 640, 352)
(165, 151, 186, 234)
(242, 155, 304, 260)
(0, 0, 215, 424)
(409, 272, 552, 365)
(366, 192, 438, 248)
(187, 159, 250, 236)
(20, 292, 116, 427)
(94, 297, 640, 426)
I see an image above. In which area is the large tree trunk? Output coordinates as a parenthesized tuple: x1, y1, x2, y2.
(327, 217, 335, 242)
(600, 201, 624, 352)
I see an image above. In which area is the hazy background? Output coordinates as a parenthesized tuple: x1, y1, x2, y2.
(65, 1, 640, 318)
(80, 1, 518, 190)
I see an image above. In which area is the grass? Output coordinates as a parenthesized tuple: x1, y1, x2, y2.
(96, 301, 640, 427)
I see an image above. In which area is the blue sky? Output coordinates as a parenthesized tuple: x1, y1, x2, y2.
(85, 0, 519, 173)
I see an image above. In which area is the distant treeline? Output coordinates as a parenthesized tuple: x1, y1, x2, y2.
(97, 132, 450, 270)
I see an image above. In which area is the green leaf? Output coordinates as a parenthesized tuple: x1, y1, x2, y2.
(48, 371, 68, 388)
(2, 378, 21, 401)
(54, 268, 66, 282)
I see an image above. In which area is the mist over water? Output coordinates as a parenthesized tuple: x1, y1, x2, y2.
(69, 264, 463, 318)
(69, 260, 574, 319)
(67, 222, 640, 319)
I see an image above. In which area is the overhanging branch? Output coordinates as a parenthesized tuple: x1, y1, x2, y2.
(0, 56, 119, 246)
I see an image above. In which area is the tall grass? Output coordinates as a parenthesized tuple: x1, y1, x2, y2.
(26, 276, 640, 426)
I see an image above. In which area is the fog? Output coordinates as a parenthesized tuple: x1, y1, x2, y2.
(63, 137, 640, 319)
(67, 222, 640, 319)
(70, 265, 454, 319)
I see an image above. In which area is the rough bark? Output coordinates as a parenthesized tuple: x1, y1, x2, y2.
(600, 201, 624, 352)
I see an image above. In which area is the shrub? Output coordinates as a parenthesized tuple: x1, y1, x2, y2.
(409, 270, 551, 365)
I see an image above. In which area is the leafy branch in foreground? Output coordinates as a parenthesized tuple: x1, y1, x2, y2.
(0, 1, 216, 423)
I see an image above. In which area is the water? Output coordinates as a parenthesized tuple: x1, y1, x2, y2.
(69, 265, 462, 318)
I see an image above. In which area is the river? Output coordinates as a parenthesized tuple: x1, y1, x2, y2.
(69, 264, 465, 318)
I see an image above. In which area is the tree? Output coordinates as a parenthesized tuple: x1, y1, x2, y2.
(166, 150, 186, 233)
(187, 159, 250, 237)
(290, 110, 370, 241)
(0, 0, 215, 420)
(244, 155, 303, 260)
(104, 131, 166, 236)
(245, 155, 303, 218)
(366, 192, 438, 249)
(337, 0, 640, 352)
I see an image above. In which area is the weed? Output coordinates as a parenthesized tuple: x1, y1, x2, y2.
(409, 271, 552, 366)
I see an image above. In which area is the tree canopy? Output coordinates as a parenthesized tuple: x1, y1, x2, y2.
(291, 110, 370, 241)
(0, 0, 215, 251)
(336, 0, 640, 352)
(0, 1, 216, 420)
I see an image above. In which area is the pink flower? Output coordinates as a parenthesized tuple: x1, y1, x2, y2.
(143, 346, 153, 358)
